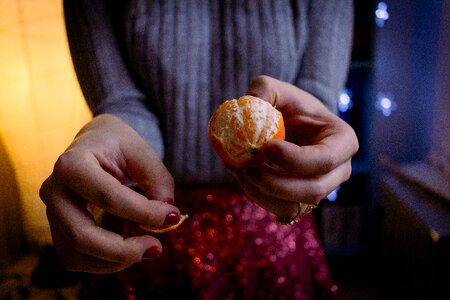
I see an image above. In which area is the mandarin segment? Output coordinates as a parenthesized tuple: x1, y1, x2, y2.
(208, 95, 285, 167)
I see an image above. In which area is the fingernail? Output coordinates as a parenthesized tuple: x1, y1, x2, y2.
(244, 167, 261, 183)
(142, 246, 161, 260)
(163, 198, 174, 205)
(163, 212, 180, 225)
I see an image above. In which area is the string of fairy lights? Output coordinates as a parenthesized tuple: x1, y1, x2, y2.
(327, 1, 392, 202)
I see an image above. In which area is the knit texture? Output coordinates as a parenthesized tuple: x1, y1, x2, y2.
(64, 0, 353, 184)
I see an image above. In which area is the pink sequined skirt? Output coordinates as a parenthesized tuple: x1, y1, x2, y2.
(81, 185, 338, 300)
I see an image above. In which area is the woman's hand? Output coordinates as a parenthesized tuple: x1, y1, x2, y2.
(225, 76, 359, 219)
(39, 114, 179, 273)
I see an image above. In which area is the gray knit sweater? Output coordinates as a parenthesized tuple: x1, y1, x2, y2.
(64, 0, 353, 184)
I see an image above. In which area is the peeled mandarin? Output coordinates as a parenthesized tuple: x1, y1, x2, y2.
(208, 95, 285, 167)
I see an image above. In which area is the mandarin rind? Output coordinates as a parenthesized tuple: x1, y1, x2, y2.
(140, 214, 189, 233)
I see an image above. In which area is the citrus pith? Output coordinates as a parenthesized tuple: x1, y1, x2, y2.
(208, 95, 285, 167)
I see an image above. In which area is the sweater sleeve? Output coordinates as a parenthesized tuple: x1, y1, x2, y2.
(295, 0, 354, 114)
(63, 0, 165, 158)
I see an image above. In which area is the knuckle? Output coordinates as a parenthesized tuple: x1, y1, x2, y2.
(39, 178, 52, 204)
(308, 181, 327, 203)
(53, 150, 87, 177)
(251, 75, 272, 87)
(343, 122, 359, 156)
(319, 153, 337, 174)
(344, 164, 352, 182)
(53, 152, 74, 176)
(66, 227, 88, 253)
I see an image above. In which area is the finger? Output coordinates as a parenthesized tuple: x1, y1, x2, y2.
(226, 162, 309, 218)
(118, 136, 175, 203)
(52, 152, 179, 226)
(45, 188, 162, 264)
(49, 224, 130, 274)
(243, 160, 352, 204)
(246, 75, 331, 114)
(73, 114, 175, 203)
(234, 169, 299, 219)
(51, 221, 162, 274)
(246, 76, 359, 174)
(261, 126, 357, 175)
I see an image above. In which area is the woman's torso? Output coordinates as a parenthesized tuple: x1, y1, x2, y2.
(119, 0, 309, 183)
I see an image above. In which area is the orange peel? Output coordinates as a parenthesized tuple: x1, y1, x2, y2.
(139, 214, 189, 233)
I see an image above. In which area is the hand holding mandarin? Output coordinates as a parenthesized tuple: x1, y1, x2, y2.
(209, 76, 359, 222)
(208, 95, 285, 168)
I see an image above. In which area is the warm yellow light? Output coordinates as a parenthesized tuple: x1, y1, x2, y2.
(0, 0, 91, 246)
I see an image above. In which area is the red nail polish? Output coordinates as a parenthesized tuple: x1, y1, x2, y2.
(163, 198, 174, 205)
(142, 246, 161, 260)
(164, 212, 180, 225)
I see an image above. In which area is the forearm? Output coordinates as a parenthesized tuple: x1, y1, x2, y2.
(295, 0, 354, 114)
(64, 0, 164, 157)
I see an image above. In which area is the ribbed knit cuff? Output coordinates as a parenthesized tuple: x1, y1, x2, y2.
(94, 101, 165, 159)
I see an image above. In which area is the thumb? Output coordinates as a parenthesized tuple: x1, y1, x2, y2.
(246, 75, 280, 106)
(246, 75, 332, 116)
(120, 135, 175, 203)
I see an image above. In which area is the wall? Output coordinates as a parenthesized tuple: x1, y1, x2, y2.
(0, 0, 91, 248)
(432, 0, 450, 171)
(372, 0, 445, 165)
(0, 134, 25, 267)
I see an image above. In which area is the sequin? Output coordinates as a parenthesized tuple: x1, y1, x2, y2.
(81, 185, 338, 300)
(225, 214, 234, 222)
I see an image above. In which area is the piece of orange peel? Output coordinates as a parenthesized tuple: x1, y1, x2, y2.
(140, 214, 189, 233)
